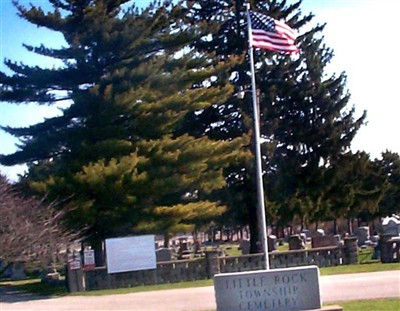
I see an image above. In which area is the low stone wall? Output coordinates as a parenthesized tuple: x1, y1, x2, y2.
(219, 246, 343, 274)
(271, 246, 343, 268)
(84, 258, 208, 291)
(70, 237, 358, 292)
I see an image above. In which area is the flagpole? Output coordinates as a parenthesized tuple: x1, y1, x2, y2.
(246, 3, 270, 270)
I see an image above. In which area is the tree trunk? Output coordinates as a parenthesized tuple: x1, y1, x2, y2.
(348, 218, 353, 235)
(163, 234, 170, 248)
(92, 240, 105, 267)
(333, 219, 337, 235)
(249, 203, 260, 253)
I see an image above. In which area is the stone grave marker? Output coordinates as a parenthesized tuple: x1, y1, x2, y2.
(333, 234, 341, 244)
(214, 266, 321, 311)
(288, 235, 305, 250)
(10, 262, 27, 280)
(268, 235, 277, 251)
(178, 239, 191, 259)
(355, 226, 370, 246)
(156, 248, 173, 262)
(300, 229, 311, 241)
(299, 233, 307, 245)
(240, 239, 251, 255)
(382, 216, 400, 236)
(311, 235, 339, 248)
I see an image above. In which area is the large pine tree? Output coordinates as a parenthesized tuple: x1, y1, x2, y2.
(0, 0, 248, 247)
(185, 0, 369, 246)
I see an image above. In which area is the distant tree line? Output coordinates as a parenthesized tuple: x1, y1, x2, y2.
(1, 0, 399, 257)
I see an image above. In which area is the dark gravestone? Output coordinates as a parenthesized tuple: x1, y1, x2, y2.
(178, 240, 191, 259)
(240, 239, 251, 255)
(311, 235, 339, 248)
(156, 248, 173, 262)
(288, 235, 305, 250)
(268, 235, 277, 251)
(355, 226, 370, 246)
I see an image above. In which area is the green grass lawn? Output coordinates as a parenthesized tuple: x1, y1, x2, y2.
(327, 298, 400, 311)
(320, 262, 399, 275)
(202, 299, 400, 311)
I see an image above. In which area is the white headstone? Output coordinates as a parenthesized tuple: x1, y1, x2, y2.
(214, 266, 321, 311)
(382, 216, 400, 236)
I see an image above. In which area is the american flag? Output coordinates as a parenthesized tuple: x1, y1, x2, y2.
(249, 10, 299, 53)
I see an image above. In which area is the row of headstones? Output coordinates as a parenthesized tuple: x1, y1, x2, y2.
(155, 241, 205, 262)
(238, 232, 340, 254)
(355, 215, 400, 247)
(285, 216, 400, 252)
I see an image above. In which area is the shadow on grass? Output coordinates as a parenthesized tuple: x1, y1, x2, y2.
(0, 279, 67, 303)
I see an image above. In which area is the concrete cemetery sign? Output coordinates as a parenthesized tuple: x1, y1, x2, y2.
(105, 235, 156, 274)
(214, 266, 321, 311)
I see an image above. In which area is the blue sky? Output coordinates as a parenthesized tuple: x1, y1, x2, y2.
(1, 0, 399, 180)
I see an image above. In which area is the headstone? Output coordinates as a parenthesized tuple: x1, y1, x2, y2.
(311, 235, 339, 248)
(240, 239, 251, 255)
(2, 264, 13, 278)
(355, 226, 370, 246)
(10, 262, 27, 280)
(299, 233, 307, 245)
(300, 229, 311, 241)
(370, 234, 379, 243)
(288, 235, 305, 250)
(178, 240, 191, 260)
(42, 272, 61, 285)
(193, 241, 203, 257)
(382, 216, 400, 236)
(214, 266, 321, 311)
(156, 248, 173, 262)
(268, 235, 277, 251)
(333, 234, 341, 244)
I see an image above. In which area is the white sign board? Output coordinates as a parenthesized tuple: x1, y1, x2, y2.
(105, 235, 156, 274)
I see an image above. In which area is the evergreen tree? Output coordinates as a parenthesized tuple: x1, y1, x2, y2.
(185, 0, 368, 245)
(263, 18, 367, 229)
(376, 151, 400, 217)
(0, 0, 248, 246)
(321, 151, 386, 233)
